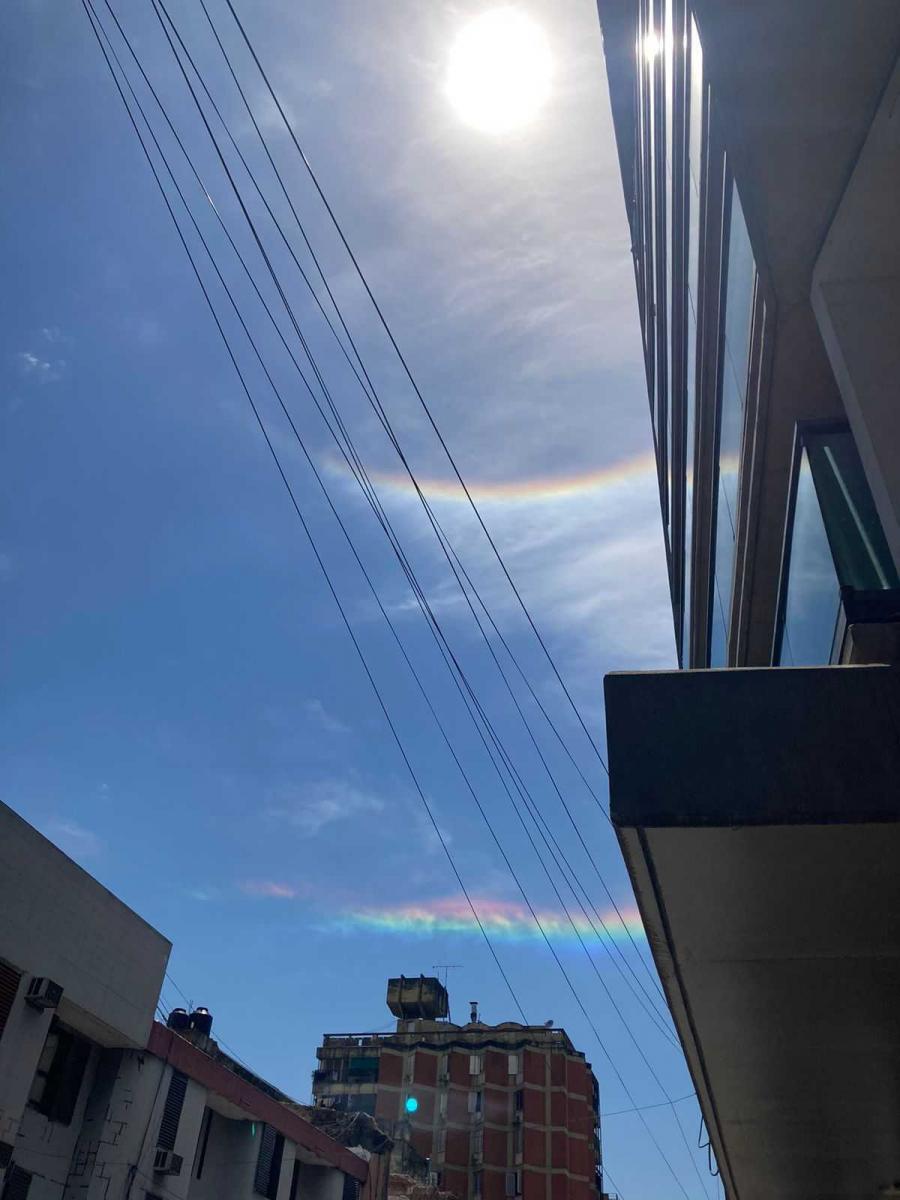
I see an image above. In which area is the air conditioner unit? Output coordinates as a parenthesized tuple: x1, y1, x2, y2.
(0, 1142, 13, 1169)
(25, 977, 63, 1011)
(153, 1149, 183, 1176)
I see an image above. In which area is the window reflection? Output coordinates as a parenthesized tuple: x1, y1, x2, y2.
(682, 15, 703, 663)
(709, 181, 755, 665)
(778, 427, 900, 665)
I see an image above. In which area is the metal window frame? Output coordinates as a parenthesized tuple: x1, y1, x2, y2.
(772, 418, 854, 665)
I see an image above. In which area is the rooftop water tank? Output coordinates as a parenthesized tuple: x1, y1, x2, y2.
(386, 975, 449, 1020)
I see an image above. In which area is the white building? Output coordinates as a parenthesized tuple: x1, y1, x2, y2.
(0, 801, 386, 1200)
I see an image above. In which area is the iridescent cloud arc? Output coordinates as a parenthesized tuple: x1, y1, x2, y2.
(328, 452, 657, 506)
(326, 895, 646, 945)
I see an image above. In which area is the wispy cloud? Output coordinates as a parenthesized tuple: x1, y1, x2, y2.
(266, 777, 385, 836)
(303, 698, 350, 735)
(17, 350, 65, 384)
(240, 879, 304, 899)
(45, 818, 102, 860)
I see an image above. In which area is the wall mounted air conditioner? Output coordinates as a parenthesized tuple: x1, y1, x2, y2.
(25, 977, 63, 1011)
(153, 1149, 183, 1175)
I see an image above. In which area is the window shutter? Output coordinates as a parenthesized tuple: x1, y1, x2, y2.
(255, 1125, 284, 1198)
(342, 1176, 360, 1200)
(157, 1070, 188, 1151)
(1, 1165, 32, 1200)
(0, 962, 22, 1046)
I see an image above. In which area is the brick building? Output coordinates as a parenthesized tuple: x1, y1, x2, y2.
(312, 979, 604, 1200)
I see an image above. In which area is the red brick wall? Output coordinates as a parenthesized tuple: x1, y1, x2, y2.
(549, 1091, 566, 1127)
(485, 1050, 507, 1086)
(414, 1050, 438, 1086)
(486, 1172, 508, 1200)
(523, 1050, 545, 1086)
(483, 1126, 507, 1167)
(550, 1131, 567, 1169)
(446, 1128, 470, 1166)
(449, 1050, 471, 1086)
(549, 1053, 566, 1088)
(443, 1166, 468, 1200)
(484, 1086, 507, 1125)
(523, 1127, 545, 1166)
(411, 1128, 433, 1160)
(380, 1050, 404, 1087)
(522, 1168, 545, 1200)
(448, 1087, 469, 1124)
(523, 1089, 544, 1125)
(565, 1059, 588, 1097)
(412, 1091, 435, 1124)
(376, 1090, 398, 1122)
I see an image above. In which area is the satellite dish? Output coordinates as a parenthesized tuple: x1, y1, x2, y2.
(544, 1019, 553, 1027)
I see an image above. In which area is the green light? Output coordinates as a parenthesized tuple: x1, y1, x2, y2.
(251, 1123, 257, 1137)
(405, 1096, 419, 1114)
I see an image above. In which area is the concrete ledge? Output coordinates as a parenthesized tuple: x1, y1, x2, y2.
(604, 665, 900, 827)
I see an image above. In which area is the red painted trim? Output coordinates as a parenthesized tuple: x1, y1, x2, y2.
(147, 1022, 368, 1182)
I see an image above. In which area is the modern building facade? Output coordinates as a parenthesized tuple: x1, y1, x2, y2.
(312, 979, 603, 1200)
(596, 6, 900, 1197)
(598, 0, 900, 668)
(0, 800, 386, 1200)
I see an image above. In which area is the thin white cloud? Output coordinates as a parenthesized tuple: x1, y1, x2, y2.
(239, 880, 301, 899)
(266, 777, 385, 836)
(303, 698, 350, 735)
(45, 818, 102, 860)
(17, 350, 64, 384)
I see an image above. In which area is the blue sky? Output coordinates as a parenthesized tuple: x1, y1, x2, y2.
(0, 2, 713, 1196)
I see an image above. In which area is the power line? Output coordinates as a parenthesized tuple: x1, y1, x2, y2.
(158, 0, 662, 1002)
(83, 7, 705, 1191)
(82, 0, 528, 1033)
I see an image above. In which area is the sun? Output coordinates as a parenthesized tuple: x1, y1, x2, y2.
(446, 8, 553, 135)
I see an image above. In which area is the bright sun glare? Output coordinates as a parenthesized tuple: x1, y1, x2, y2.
(446, 8, 553, 135)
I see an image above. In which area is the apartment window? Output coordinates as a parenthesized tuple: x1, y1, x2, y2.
(505, 1171, 522, 1197)
(514, 1089, 524, 1113)
(469, 1054, 483, 1075)
(0, 961, 22, 1046)
(28, 1023, 90, 1126)
(507, 1054, 519, 1076)
(439, 1090, 448, 1119)
(473, 1172, 483, 1198)
(710, 179, 756, 665)
(776, 425, 900, 665)
(514, 1123, 524, 1159)
(1, 1166, 32, 1200)
(438, 1053, 449, 1077)
(157, 1070, 188, 1151)
(347, 1056, 379, 1082)
(435, 1128, 447, 1158)
(254, 1125, 285, 1200)
(472, 1126, 484, 1158)
(468, 1091, 483, 1115)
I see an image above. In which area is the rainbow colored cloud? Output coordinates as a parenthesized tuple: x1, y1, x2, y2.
(325, 894, 645, 945)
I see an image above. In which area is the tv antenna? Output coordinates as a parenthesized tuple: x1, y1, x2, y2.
(432, 964, 462, 1021)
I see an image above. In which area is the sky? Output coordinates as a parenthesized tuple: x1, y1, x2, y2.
(0, 2, 713, 1196)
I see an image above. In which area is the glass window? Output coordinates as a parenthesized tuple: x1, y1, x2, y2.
(710, 181, 755, 665)
(778, 427, 900, 665)
(664, 0, 675, 541)
(682, 14, 703, 663)
(507, 1054, 519, 1075)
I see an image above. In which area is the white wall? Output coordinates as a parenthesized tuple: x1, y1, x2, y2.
(813, 54, 900, 570)
(0, 802, 171, 1051)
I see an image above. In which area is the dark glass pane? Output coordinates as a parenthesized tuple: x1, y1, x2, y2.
(779, 448, 842, 665)
(806, 431, 900, 591)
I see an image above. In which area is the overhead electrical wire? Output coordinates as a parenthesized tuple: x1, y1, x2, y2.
(81, 4, 709, 1192)
(82, 0, 528, 1031)
(94, 0, 673, 1055)
(154, 0, 662, 1002)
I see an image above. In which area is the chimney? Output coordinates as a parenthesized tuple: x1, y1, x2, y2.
(469, 1000, 479, 1023)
